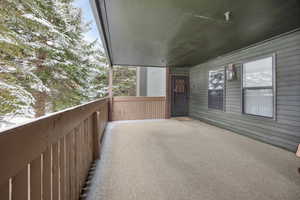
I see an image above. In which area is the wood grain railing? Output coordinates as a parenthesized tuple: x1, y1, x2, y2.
(112, 96, 166, 121)
(0, 98, 108, 200)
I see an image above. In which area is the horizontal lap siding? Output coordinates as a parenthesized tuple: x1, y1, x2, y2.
(170, 67, 190, 76)
(189, 30, 300, 152)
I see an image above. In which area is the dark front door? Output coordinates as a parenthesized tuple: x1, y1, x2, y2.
(171, 76, 189, 116)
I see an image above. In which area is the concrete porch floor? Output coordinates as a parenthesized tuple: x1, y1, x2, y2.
(87, 118, 300, 200)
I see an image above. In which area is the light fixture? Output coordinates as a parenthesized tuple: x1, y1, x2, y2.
(224, 11, 231, 22)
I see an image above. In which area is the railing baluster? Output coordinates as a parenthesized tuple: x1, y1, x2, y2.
(77, 127, 83, 193)
(93, 112, 100, 159)
(74, 128, 80, 199)
(84, 121, 88, 173)
(52, 143, 59, 200)
(59, 137, 66, 200)
(0, 180, 9, 200)
(43, 147, 51, 200)
(65, 134, 71, 200)
(30, 155, 42, 200)
(70, 132, 75, 200)
(12, 165, 28, 200)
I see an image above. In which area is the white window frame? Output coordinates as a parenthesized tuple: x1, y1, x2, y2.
(241, 54, 276, 119)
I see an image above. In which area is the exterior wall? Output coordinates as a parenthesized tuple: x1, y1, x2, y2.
(147, 67, 166, 96)
(189, 30, 300, 152)
(137, 67, 166, 96)
(170, 67, 189, 76)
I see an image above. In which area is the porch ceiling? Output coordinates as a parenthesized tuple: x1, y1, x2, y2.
(91, 0, 300, 67)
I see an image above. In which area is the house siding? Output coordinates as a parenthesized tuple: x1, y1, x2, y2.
(147, 67, 166, 96)
(170, 67, 189, 76)
(189, 30, 300, 152)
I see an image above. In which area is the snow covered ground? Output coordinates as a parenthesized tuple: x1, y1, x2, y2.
(0, 116, 32, 131)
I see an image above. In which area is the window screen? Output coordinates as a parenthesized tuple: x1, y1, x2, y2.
(208, 69, 225, 110)
(242, 56, 274, 117)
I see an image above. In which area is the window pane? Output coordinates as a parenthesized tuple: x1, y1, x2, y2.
(244, 89, 273, 117)
(208, 68, 224, 110)
(243, 57, 273, 87)
(208, 69, 224, 90)
(208, 90, 223, 110)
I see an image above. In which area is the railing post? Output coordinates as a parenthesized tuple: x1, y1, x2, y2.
(165, 67, 171, 119)
(93, 111, 101, 160)
(108, 65, 113, 121)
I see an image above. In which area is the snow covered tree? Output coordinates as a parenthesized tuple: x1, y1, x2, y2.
(0, 0, 108, 120)
(113, 66, 136, 96)
(0, 0, 136, 128)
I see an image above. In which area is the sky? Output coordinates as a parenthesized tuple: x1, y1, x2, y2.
(73, 0, 101, 43)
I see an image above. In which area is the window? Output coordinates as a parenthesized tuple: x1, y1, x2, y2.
(208, 68, 225, 110)
(242, 56, 274, 118)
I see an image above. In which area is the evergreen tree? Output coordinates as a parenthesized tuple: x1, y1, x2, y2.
(0, 0, 136, 128)
(113, 66, 136, 96)
(0, 0, 108, 120)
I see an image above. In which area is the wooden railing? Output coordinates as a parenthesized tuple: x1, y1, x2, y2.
(112, 96, 166, 121)
(0, 98, 108, 200)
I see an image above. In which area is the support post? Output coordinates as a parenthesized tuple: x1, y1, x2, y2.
(136, 67, 140, 96)
(108, 65, 113, 121)
(165, 67, 171, 119)
(93, 111, 100, 159)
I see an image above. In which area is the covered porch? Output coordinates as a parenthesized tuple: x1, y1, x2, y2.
(0, 99, 299, 199)
(0, 0, 300, 199)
